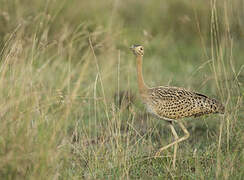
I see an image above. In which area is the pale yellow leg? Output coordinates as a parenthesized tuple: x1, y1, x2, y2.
(155, 122, 190, 166)
(169, 124, 179, 169)
(154, 123, 179, 169)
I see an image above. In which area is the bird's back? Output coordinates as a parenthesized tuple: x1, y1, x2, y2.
(143, 86, 224, 120)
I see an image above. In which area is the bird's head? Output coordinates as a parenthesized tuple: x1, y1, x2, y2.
(130, 45, 144, 56)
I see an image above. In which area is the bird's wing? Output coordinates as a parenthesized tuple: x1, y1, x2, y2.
(147, 86, 224, 120)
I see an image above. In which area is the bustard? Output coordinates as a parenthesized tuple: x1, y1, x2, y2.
(130, 44, 225, 168)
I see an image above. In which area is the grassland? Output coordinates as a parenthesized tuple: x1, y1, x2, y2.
(0, 0, 243, 179)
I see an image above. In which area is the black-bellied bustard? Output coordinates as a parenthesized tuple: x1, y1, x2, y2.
(130, 44, 225, 168)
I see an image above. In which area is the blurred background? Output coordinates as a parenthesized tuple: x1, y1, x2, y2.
(0, 0, 243, 179)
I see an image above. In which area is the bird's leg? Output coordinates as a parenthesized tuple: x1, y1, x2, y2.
(169, 124, 179, 169)
(155, 121, 189, 159)
(154, 123, 179, 169)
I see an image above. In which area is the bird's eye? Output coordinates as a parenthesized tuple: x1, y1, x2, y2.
(140, 48, 143, 50)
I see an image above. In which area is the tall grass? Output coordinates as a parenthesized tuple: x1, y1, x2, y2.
(0, 0, 243, 179)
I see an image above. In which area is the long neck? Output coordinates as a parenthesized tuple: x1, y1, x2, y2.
(136, 55, 148, 95)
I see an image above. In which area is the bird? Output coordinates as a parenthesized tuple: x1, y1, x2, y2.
(130, 44, 225, 168)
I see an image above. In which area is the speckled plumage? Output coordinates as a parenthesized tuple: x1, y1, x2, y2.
(143, 86, 225, 121)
